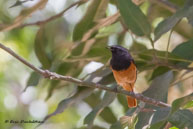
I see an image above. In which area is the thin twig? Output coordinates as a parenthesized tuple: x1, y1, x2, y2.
(149, 0, 179, 13)
(171, 74, 193, 86)
(157, 62, 193, 71)
(177, 70, 193, 83)
(1, 0, 178, 32)
(0, 43, 44, 74)
(165, 29, 173, 60)
(164, 122, 172, 129)
(20, 0, 89, 28)
(166, 20, 181, 61)
(0, 42, 170, 108)
(148, 36, 155, 50)
(148, 36, 159, 65)
(0, 0, 48, 32)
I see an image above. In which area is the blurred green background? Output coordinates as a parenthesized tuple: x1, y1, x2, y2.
(0, 0, 193, 129)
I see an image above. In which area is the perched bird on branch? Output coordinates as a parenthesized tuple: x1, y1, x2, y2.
(107, 45, 137, 108)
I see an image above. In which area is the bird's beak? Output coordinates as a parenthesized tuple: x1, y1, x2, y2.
(106, 46, 111, 50)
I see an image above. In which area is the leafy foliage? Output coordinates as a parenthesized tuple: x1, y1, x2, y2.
(0, 0, 193, 129)
(150, 93, 193, 129)
(116, 0, 151, 36)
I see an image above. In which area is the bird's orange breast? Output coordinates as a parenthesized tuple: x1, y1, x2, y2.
(111, 61, 137, 86)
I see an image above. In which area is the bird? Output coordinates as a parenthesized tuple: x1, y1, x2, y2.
(107, 45, 137, 108)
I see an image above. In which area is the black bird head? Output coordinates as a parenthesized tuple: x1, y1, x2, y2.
(107, 45, 133, 70)
(107, 45, 132, 58)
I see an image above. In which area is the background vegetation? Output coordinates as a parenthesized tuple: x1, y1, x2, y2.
(0, 0, 193, 129)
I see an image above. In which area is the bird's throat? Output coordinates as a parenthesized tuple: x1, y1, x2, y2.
(110, 56, 131, 71)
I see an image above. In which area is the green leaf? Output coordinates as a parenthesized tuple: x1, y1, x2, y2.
(136, 71, 173, 129)
(186, 7, 193, 26)
(169, 0, 186, 7)
(168, 109, 193, 128)
(183, 100, 193, 109)
(110, 121, 122, 129)
(149, 107, 170, 129)
(185, 0, 193, 7)
(34, 27, 52, 69)
(71, 36, 109, 63)
(149, 120, 167, 129)
(143, 71, 173, 102)
(130, 42, 148, 52)
(150, 93, 193, 129)
(135, 60, 155, 72)
(100, 107, 117, 124)
(85, 37, 109, 62)
(147, 3, 172, 22)
(73, 0, 105, 41)
(98, 73, 115, 85)
(169, 127, 179, 129)
(84, 91, 102, 108)
(93, 0, 109, 22)
(84, 37, 108, 57)
(42, 65, 110, 126)
(23, 72, 41, 91)
(45, 62, 83, 100)
(9, 0, 30, 8)
(84, 91, 116, 128)
(172, 39, 193, 67)
(150, 66, 170, 81)
(138, 49, 192, 66)
(150, 94, 193, 128)
(71, 42, 85, 56)
(151, 107, 170, 125)
(26, 71, 41, 86)
(9, 1, 23, 8)
(45, 80, 60, 100)
(154, 8, 188, 41)
(185, 0, 193, 26)
(39, 87, 93, 127)
(171, 93, 193, 113)
(116, 0, 151, 36)
(117, 94, 128, 112)
(83, 67, 116, 124)
(86, 67, 112, 84)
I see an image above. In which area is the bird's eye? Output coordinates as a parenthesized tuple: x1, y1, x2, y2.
(111, 47, 116, 51)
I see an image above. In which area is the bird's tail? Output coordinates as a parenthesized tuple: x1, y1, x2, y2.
(123, 83, 137, 108)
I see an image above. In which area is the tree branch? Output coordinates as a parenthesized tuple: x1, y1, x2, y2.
(149, 0, 179, 13)
(0, 42, 170, 108)
(0, 0, 48, 32)
(20, 0, 89, 28)
(2, 0, 178, 32)
(0, 0, 89, 31)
